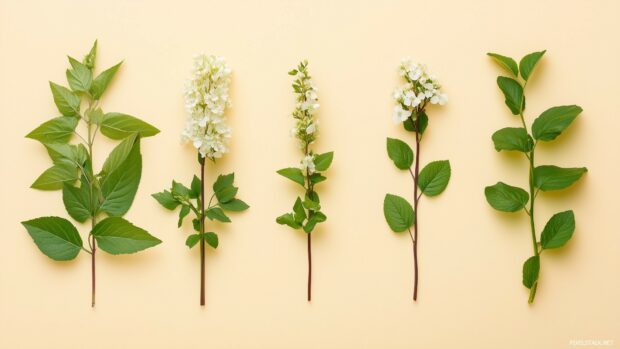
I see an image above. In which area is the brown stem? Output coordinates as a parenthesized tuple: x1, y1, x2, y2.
(412, 116, 421, 301)
(307, 232, 312, 301)
(200, 160, 206, 306)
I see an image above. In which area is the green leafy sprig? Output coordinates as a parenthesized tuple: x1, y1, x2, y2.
(485, 50, 587, 303)
(21, 41, 161, 307)
(277, 61, 333, 301)
(383, 60, 451, 301)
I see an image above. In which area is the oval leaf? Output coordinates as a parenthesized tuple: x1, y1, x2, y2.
(49, 82, 80, 116)
(26, 117, 78, 143)
(21, 216, 82, 261)
(100, 140, 141, 216)
(522, 255, 540, 289)
(100, 113, 160, 139)
(277, 167, 305, 186)
(383, 194, 414, 232)
(485, 182, 529, 212)
(386, 138, 413, 170)
(62, 178, 92, 222)
(492, 127, 533, 153)
(90, 62, 122, 100)
(418, 160, 451, 196)
(534, 165, 587, 191)
(314, 151, 334, 171)
(541, 210, 575, 249)
(497, 76, 524, 115)
(487, 52, 519, 77)
(31, 161, 77, 190)
(519, 50, 546, 81)
(92, 217, 161, 255)
(532, 105, 582, 141)
(101, 133, 138, 175)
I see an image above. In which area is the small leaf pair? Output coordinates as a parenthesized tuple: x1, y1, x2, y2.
(485, 50, 587, 303)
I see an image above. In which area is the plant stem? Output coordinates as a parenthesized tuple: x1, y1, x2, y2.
(200, 160, 206, 306)
(307, 232, 312, 302)
(527, 146, 539, 304)
(90, 221, 96, 307)
(412, 115, 421, 301)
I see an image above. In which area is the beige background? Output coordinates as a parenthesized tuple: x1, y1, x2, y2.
(1, 0, 618, 348)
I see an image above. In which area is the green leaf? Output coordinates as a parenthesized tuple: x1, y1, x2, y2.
(532, 105, 582, 141)
(192, 218, 201, 232)
(383, 194, 414, 233)
(101, 133, 138, 175)
(497, 76, 524, 115)
(219, 198, 249, 212)
(100, 113, 160, 139)
(522, 256, 540, 289)
(403, 111, 428, 134)
(276, 213, 302, 229)
(26, 117, 78, 143)
(66, 57, 92, 92)
(418, 160, 451, 196)
(49, 82, 80, 116)
(92, 217, 161, 255)
(206, 207, 230, 223)
(277, 167, 305, 186)
(87, 107, 105, 125)
(21, 216, 83, 261)
(186, 234, 201, 248)
(62, 177, 91, 222)
(44, 143, 88, 166)
(540, 210, 575, 249)
(213, 173, 234, 193)
(190, 175, 201, 198)
(83, 40, 97, 69)
(172, 180, 191, 199)
(90, 62, 122, 100)
(204, 232, 219, 249)
(100, 140, 141, 216)
(216, 186, 238, 204)
(314, 151, 334, 171)
(534, 165, 587, 191)
(288, 69, 298, 76)
(484, 182, 529, 212)
(304, 211, 327, 233)
(31, 161, 77, 190)
(519, 50, 546, 81)
(293, 197, 307, 223)
(386, 138, 413, 170)
(178, 205, 190, 227)
(309, 173, 326, 185)
(152, 190, 179, 210)
(492, 127, 533, 153)
(302, 197, 321, 211)
(487, 53, 519, 77)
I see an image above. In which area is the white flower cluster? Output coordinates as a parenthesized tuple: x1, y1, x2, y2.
(392, 58, 448, 123)
(290, 60, 320, 148)
(300, 154, 316, 175)
(182, 54, 232, 159)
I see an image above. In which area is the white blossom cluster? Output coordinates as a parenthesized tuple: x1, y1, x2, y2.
(289, 60, 319, 174)
(392, 58, 448, 123)
(182, 54, 232, 159)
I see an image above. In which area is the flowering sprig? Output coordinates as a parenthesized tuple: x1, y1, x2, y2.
(384, 59, 451, 301)
(276, 60, 334, 301)
(484, 50, 586, 303)
(153, 54, 248, 306)
(21, 41, 161, 307)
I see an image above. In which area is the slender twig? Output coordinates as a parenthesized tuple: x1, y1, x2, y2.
(200, 160, 206, 306)
(412, 114, 422, 301)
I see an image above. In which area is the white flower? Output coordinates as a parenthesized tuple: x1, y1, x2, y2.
(300, 154, 316, 174)
(393, 105, 410, 123)
(182, 54, 232, 159)
(306, 123, 316, 134)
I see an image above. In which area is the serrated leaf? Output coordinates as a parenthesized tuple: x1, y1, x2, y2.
(314, 151, 334, 171)
(31, 161, 78, 190)
(62, 177, 92, 222)
(101, 133, 138, 175)
(172, 180, 191, 198)
(219, 198, 249, 212)
(206, 207, 230, 222)
(487, 52, 519, 77)
(216, 186, 238, 204)
(213, 173, 234, 193)
(26, 117, 78, 143)
(90, 62, 122, 100)
(66, 57, 92, 92)
(277, 167, 305, 186)
(21, 216, 83, 261)
(100, 113, 159, 139)
(522, 256, 540, 289)
(534, 165, 587, 191)
(532, 105, 582, 141)
(100, 139, 141, 216)
(519, 50, 546, 81)
(92, 217, 161, 255)
(152, 190, 179, 210)
(383, 194, 414, 232)
(386, 137, 413, 170)
(492, 127, 533, 153)
(418, 160, 451, 196)
(497, 76, 524, 115)
(484, 182, 529, 212)
(49, 82, 80, 116)
(541, 210, 575, 249)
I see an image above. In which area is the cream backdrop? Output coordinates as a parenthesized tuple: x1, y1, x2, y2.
(1, 0, 618, 348)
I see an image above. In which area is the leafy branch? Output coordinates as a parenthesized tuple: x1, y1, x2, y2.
(485, 50, 587, 303)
